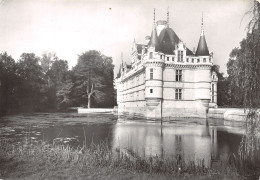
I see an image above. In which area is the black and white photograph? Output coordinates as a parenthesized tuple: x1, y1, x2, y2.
(0, 0, 260, 179)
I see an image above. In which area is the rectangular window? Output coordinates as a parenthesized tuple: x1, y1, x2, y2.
(150, 68, 153, 80)
(197, 58, 200, 63)
(150, 89, 153, 93)
(149, 52, 153, 59)
(212, 84, 214, 103)
(186, 58, 189, 62)
(203, 58, 206, 62)
(172, 57, 174, 61)
(175, 89, 182, 100)
(160, 55, 162, 59)
(167, 57, 169, 61)
(192, 58, 194, 63)
(176, 70, 182, 81)
(177, 51, 183, 62)
(209, 57, 211, 63)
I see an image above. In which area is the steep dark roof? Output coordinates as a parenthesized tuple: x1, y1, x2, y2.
(158, 28, 177, 54)
(136, 44, 144, 54)
(148, 27, 160, 51)
(116, 64, 121, 78)
(186, 48, 194, 56)
(196, 35, 209, 56)
(158, 27, 194, 55)
(158, 27, 180, 45)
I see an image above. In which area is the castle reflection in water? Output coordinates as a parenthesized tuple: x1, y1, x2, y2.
(112, 118, 242, 167)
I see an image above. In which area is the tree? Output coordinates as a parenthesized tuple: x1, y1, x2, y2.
(0, 52, 18, 115)
(16, 53, 48, 112)
(229, 0, 260, 172)
(40, 52, 58, 74)
(71, 50, 116, 108)
(48, 59, 71, 110)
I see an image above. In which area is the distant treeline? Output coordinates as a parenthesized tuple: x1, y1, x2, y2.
(217, 29, 260, 108)
(0, 50, 116, 116)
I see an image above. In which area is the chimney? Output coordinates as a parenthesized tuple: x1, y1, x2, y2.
(145, 36, 151, 45)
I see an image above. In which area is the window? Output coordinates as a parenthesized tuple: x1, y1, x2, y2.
(172, 57, 174, 61)
(167, 57, 169, 61)
(160, 55, 162, 59)
(186, 58, 189, 62)
(150, 68, 153, 80)
(203, 58, 206, 62)
(149, 52, 153, 59)
(175, 89, 182, 100)
(197, 58, 200, 63)
(178, 51, 183, 62)
(209, 57, 211, 63)
(211, 84, 214, 103)
(150, 89, 153, 93)
(176, 70, 182, 81)
(192, 58, 194, 63)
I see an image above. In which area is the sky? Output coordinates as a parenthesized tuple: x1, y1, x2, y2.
(0, 0, 253, 76)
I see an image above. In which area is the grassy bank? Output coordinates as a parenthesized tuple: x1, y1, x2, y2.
(0, 139, 246, 180)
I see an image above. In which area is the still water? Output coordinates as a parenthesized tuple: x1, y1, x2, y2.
(0, 113, 244, 166)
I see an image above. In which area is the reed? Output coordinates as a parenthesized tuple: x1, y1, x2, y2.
(0, 137, 243, 179)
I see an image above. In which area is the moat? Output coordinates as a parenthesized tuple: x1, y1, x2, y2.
(0, 113, 244, 167)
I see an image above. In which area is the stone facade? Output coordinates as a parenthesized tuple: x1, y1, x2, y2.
(115, 11, 218, 119)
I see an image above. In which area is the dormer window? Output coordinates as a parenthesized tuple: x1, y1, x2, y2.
(178, 51, 183, 62)
(149, 52, 153, 59)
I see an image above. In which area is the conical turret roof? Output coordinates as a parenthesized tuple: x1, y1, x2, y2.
(196, 35, 209, 56)
(196, 13, 209, 56)
(148, 27, 160, 51)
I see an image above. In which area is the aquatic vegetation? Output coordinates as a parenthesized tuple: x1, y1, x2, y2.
(0, 138, 243, 179)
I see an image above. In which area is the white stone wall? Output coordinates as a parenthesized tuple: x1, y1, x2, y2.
(116, 35, 217, 118)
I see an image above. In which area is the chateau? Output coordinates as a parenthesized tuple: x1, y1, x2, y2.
(115, 10, 218, 118)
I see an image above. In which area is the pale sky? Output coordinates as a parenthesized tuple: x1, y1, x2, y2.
(0, 0, 253, 75)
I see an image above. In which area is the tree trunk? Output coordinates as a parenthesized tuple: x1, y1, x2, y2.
(88, 94, 91, 109)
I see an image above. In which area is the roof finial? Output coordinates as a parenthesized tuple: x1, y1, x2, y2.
(153, 8, 156, 25)
(121, 52, 123, 64)
(167, 6, 169, 26)
(201, 12, 204, 36)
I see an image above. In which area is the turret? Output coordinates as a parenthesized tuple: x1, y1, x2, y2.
(194, 13, 211, 108)
(144, 8, 164, 118)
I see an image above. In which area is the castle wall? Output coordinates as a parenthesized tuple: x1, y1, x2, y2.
(162, 100, 207, 118)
